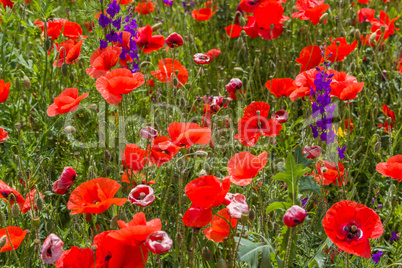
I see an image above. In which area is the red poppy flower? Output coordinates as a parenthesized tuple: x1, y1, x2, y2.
(344, 119, 354, 131)
(41, 233, 64, 264)
(96, 68, 145, 105)
(325, 38, 357, 63)
(117, 0, 133, 5)
(0, 180, 25, 208)
(370, 11, 399, 41)
(63, 22, 83, 39)
(225, 151, 267, 186)
(378, 121, 393, 133)
(382, 104, 396, 122)
(134, 25, 165, 53)
(225, 24, 242, 38)
(295, 45, 324, 73)
(243, 13, 289, 40)
(149, 136, 180, 167)
(165, 32, 184, 48)
(183, 205, 213, 228)
(0, 127, 9, 143)
(53, 40, 83, 67)
(151, 58, 189, 88)
(135, 1, 154, 15)
(193, 53, 211, 64)
(122, 144, 147, 171)
(205, 49, 221, 61)
(358, 0, 371, 3)
(315, 161, 346, 186)
(330, 72, 364, 100)
(35, 19, 68, 40)
(109, 212, 161, 246)
(114, 31, 131, 50)
(22, 189, 44, 213)
(322, 200, 383, 258)
(185, 175, 231, 208)
(273, 109, 289, 123)
(192, 8, 214, 21)
(376, 155, 402, 181)
(86, 46, 121, 78)
(254, 0, 284, 29)
(266, 78, 297, 98)
(204, 208, 237, 242)
(235, 102, 282, 146)
(53, 167, 76, 195)
(47, 88, 89, 117)
(0, 227, 28, 252)
(357, 8, 375, 23)
(94, 230, 149, 268)
(292, 0, 330, 25)
(67, 177, 127, 215)
(55, 247, 94, 268)
(128, 185, 155, 207)
(239, 0, 261, 13)
(0, 0, 13, 9)
(167, 122, 211, 148)
(0, 79, 10, 103)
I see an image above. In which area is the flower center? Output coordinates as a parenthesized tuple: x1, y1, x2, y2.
(341, 222, 363, 242)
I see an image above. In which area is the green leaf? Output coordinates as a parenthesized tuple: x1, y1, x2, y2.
(299, 176, 321, 195)
(266, 201, 291, 214)
(293, 146, 313, 168)
(235, 237, 281, 268)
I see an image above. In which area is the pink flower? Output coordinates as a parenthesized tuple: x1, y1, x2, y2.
(225, 78, 242, 94)
(145, 231, 173, 254)
(41, 233, 64, 264)
(53, 167, 76, 195)
(283, 205, 307, 227)
(128, 185, 156, 207)
(140, 126, 158, 140)
(225, 193, 249, 219)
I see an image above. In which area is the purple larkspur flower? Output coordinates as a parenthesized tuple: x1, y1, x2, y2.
(390, 231, 400, 242)
(337, 145, 347, 160)
(107, 0, 120, 18)
(99, 14, 111, 28)
(100, 39, 108, 49)
(372, 251, 383, 264)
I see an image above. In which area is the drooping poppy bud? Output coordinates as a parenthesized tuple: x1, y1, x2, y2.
(273, 110, 289, 123)
(302, 146, 322, 159)
(145, 231, 173, 254)
(225, 193, 249, 219)
(128, 185, 156, 207)
(140, 126, 158, 140)
(53, 167, 77, 195)
(225, 78, 242, 94)
(166, 32, 184, 48)
(283, 205, 307, 227)
(41, 233, 64, 264)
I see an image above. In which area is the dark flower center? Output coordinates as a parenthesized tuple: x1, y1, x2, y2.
(341, 222, 363, 242)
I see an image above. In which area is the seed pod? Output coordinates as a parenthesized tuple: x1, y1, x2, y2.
(45, 38, 52, 50)
(249, 209, 255, 221)
(234, 67, 245, 73)
(241, 213, 249, 225)
(369, 31, 377, 43)
(201, 247, 212, 261)
(175, 232, 182, 245)
(151, 23, 163, 31)
(319, 13, 328, 24)
(23, 76, 31, 89)
(36, 194, 44, 211)
(195, 150, 208, 157)
(236, 38, 243, 50)
(373, 141, 381, 153)
(216, 258, 227, 268)
(104, 150, 111, 162)
(11, 203, 20, 218)
(0, 236, 7, 248)
(32, 216, 41, 229)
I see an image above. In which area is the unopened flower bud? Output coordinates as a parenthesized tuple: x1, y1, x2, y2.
(11, 203, 20, 218)
(32, 216, 41, 229)
(61, 63, 69, 76)
(354, 29, 361, 40)
(283, 205, 307, 227)
(319, 13, 328, 24)
(63, 126, 76, 134)
(248, 209, 255, 221)
(110, 215, 120, 229)
(23, 76, 31, 89)
(151, 23, 163, 31)
(216, 258, 227, 268)
(201, 247, 212, 261)
(0, 236, 7, 248)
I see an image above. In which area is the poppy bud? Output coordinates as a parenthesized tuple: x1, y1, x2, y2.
(319, 13, 328, 24)
(254, 57, 259, 68)
(173, 77, 179, 87)
(273, 110, 289, 123)
(23, 76, 31, 89)
(15, 77, 20, 88)
(61, 63, 69, 76)
(63, 126, 76, 134)
(140, 126, 158, 140)
(234, 67, 245, 74)
(373, 141, 381, 153)
(195, 150, 208, 157)
(202, 247, 212, 261)
(249, 209, 255, 221)
(41, 233, 64, 264)
(11, 203, 20, 218)
(354, 30, 361, 41)
(370, 31, 378, 43)
(283, 205, 307, 227)
(175, 232, 182, 245)
(36, 194, 44, 211)
(45, 38, 52, 50)
(166, 32, 184, 48)
(128, 185, 155, 207)
(241, 213, 249, 225)
(0, 211, 5, 224)
(0, 236, 6, 248)
(216, 258, 227, 268)
(109, 214, 119, 229)
(32, 216, 41, 229)
(145, 231, 173, 254)
(91, 245, 98, 252)
(151, 23, 163, 31)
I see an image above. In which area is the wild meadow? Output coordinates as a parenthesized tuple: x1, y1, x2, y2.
(0, 0, 401, 267)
